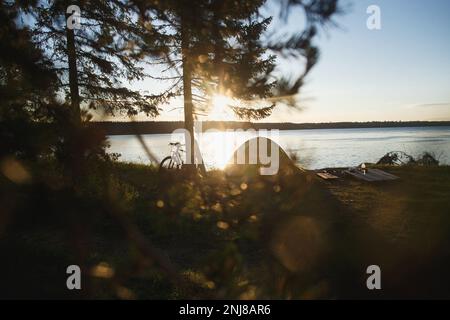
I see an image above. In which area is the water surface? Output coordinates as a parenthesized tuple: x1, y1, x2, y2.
(107, 126, 450, 169)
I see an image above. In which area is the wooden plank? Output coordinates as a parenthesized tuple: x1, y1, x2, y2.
(366, 169, 397, 181)
(346, 170, 376, 181)
(369, 169, 399, 180)
(345, 168, 399, 182)
(317, 172, 339, 180)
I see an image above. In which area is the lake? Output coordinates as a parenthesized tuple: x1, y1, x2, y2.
(107, 126, 450, 170)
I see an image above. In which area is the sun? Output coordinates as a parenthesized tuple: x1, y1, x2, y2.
(208, 94, 235, 121)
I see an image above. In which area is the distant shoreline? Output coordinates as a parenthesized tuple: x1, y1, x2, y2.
(93, 121, 450, 135)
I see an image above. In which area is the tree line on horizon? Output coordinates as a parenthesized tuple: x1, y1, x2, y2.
(93, 120, 450, 135)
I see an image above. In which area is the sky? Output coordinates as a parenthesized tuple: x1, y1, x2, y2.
(284, 0, 450, 123)
(115, 0, 450, 123)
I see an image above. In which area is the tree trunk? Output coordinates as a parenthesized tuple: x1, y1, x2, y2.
(65, 14, 81, 124)
(181, 18, 195, 165)
(65, 12, 84, 185)
(212, 1, 225, 93)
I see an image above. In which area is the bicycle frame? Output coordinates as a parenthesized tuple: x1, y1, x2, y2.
(170, 143, 184, 167)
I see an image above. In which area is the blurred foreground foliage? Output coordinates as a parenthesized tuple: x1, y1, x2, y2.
(2, 155, 450, 299)
(0, 151, 345, 299)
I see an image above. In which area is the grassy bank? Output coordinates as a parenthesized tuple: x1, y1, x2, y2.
(1, 163, 449, 299)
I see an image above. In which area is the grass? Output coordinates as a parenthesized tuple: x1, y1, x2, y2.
(322, 165, 450, 298)
(1, 162, 449, 299)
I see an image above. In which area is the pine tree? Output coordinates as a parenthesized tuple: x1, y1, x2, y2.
(0, 1, 56, 110)
(134, 0, 339, 165)
(32, 0, 169, 124)
(135, 0, 277, 164)
(0, 0, 58, 159)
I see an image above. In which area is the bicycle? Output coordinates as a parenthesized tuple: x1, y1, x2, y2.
(159, 141, 207, 175)
(159, 142, 184, 170)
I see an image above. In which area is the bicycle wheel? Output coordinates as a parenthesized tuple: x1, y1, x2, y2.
(159, 156, 175, 171)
